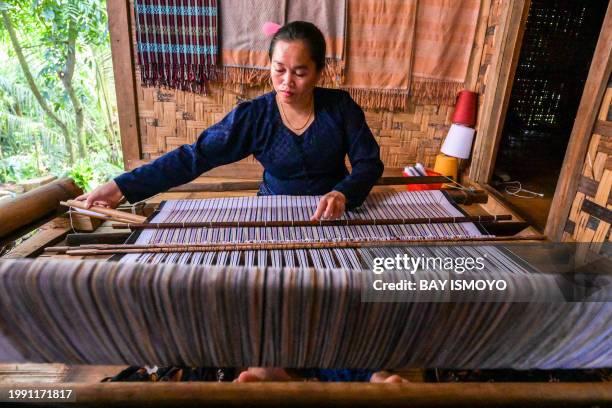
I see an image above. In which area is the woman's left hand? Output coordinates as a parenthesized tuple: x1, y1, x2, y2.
(311, 191, 346, 220)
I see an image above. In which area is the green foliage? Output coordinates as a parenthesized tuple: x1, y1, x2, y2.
(65, 150, 123, 191)
(67, 159, 93, 190)
(3, 0, 108, 75)
(0, 0, 123, 187)
(1, 154, 41, 181)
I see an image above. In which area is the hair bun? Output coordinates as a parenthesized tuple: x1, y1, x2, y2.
(263, 22, 282, 36)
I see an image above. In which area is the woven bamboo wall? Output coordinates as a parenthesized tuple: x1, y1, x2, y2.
(132, 0, 502, 176)
(562, 76, 612, 247)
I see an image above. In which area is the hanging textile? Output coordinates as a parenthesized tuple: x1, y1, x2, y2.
(220, 0, 347, 86)
(287, 0, 347, 85)
(342, 0, 418, 111)
(411, 0, 481, 104)
(134, 0, 219, 93)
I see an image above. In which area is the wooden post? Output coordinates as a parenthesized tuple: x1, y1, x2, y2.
(107, 0, 142, 170)
(545, 2, 612, 242)
(469, 0, 531, 183)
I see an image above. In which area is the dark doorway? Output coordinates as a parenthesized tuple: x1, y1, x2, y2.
(491, 0, 608, 230)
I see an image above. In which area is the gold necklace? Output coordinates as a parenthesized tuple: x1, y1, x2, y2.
(277, 95, 314, 132)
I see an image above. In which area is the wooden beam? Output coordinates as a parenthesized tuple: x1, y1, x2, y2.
(167, 179, 488, 205)
(545, 1, 612, 242)
(464, 0, 492, 90)
(169, 177, 452, 193)
(0, 382, 608, 407)
(469, 0, 531, 183)
(0, 178, 82, 241)
(49, 235, 548, 256)
(107, 0, 141, 170)
(3, 222, 71, 259)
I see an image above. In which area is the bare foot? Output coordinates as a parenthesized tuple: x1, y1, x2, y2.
(235, 367, 295, 382)
(370, 371, 409, 383)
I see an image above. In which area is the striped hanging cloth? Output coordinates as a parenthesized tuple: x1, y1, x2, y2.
(342, 0, 418, 111)
(220, 0, 347, 86)
(287, 0, 347, 85)
(134, 0, 219, 93)
(411, 0, 481, 104)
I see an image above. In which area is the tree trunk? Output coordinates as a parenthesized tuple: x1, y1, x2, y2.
(1, 9, 75, 165)
(60, 24, 86, 159)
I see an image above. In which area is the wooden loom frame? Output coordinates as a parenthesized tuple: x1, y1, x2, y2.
(0, 191, 605, 403)
(0, 176, 593, 407)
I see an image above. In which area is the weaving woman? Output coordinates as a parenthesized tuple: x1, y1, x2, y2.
(79, 21, 384, 221)
(78, 22, 406, 383)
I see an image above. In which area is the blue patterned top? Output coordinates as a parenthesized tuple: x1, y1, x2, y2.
(115, 87, 384, 208)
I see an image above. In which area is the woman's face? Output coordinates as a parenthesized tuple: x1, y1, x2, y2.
(270, 40, 320, 106)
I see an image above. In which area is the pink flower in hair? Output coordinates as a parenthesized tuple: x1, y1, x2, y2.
(263, 22, 282, 36)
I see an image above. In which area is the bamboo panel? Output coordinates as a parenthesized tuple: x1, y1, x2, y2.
(135, 83, 462, 169)
(563, 82, 612, 244)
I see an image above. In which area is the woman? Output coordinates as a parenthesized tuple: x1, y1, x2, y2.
(85, 21, 403, 383)
(78, 21, 384, 222)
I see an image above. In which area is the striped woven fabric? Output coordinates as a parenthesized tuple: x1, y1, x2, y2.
(411, 0, 481, 104)
(287, 0, 347, 85)
(119, 191, 486, 267)
(220, 0, 346, 86)
(0, 259, 610, 368)
(342, 0, 418, 111)
(134, 0, 218, 93)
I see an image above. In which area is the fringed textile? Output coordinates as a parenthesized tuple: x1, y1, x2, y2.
(220, 0, 347, 86)
(287, 0, 347, 85)
(410, 0, 481, 105)
(134, 0, 219, 93)
(341, 0, 418, 111)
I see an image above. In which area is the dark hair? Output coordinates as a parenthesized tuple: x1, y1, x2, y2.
(268, 21, 326, 72)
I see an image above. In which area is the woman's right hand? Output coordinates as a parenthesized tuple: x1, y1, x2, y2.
(74, 180, 124, 209)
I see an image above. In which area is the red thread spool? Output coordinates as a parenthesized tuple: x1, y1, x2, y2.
(452, 90, 478, 127)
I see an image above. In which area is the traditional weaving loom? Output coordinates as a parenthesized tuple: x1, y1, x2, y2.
(1, 189, 610, 370)
(0, 0, 610, 403)
(0, 178, 610, 407)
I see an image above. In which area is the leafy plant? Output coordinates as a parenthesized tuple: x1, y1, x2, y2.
(0, 0, 123, 186)
(67, 159, 93, 191)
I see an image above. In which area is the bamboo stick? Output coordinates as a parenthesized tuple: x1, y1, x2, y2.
(50, 235, 547, 255)
(70, 211, 113, 223)
(111, 215, 513, 230)
(61, 200, 146, 224)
